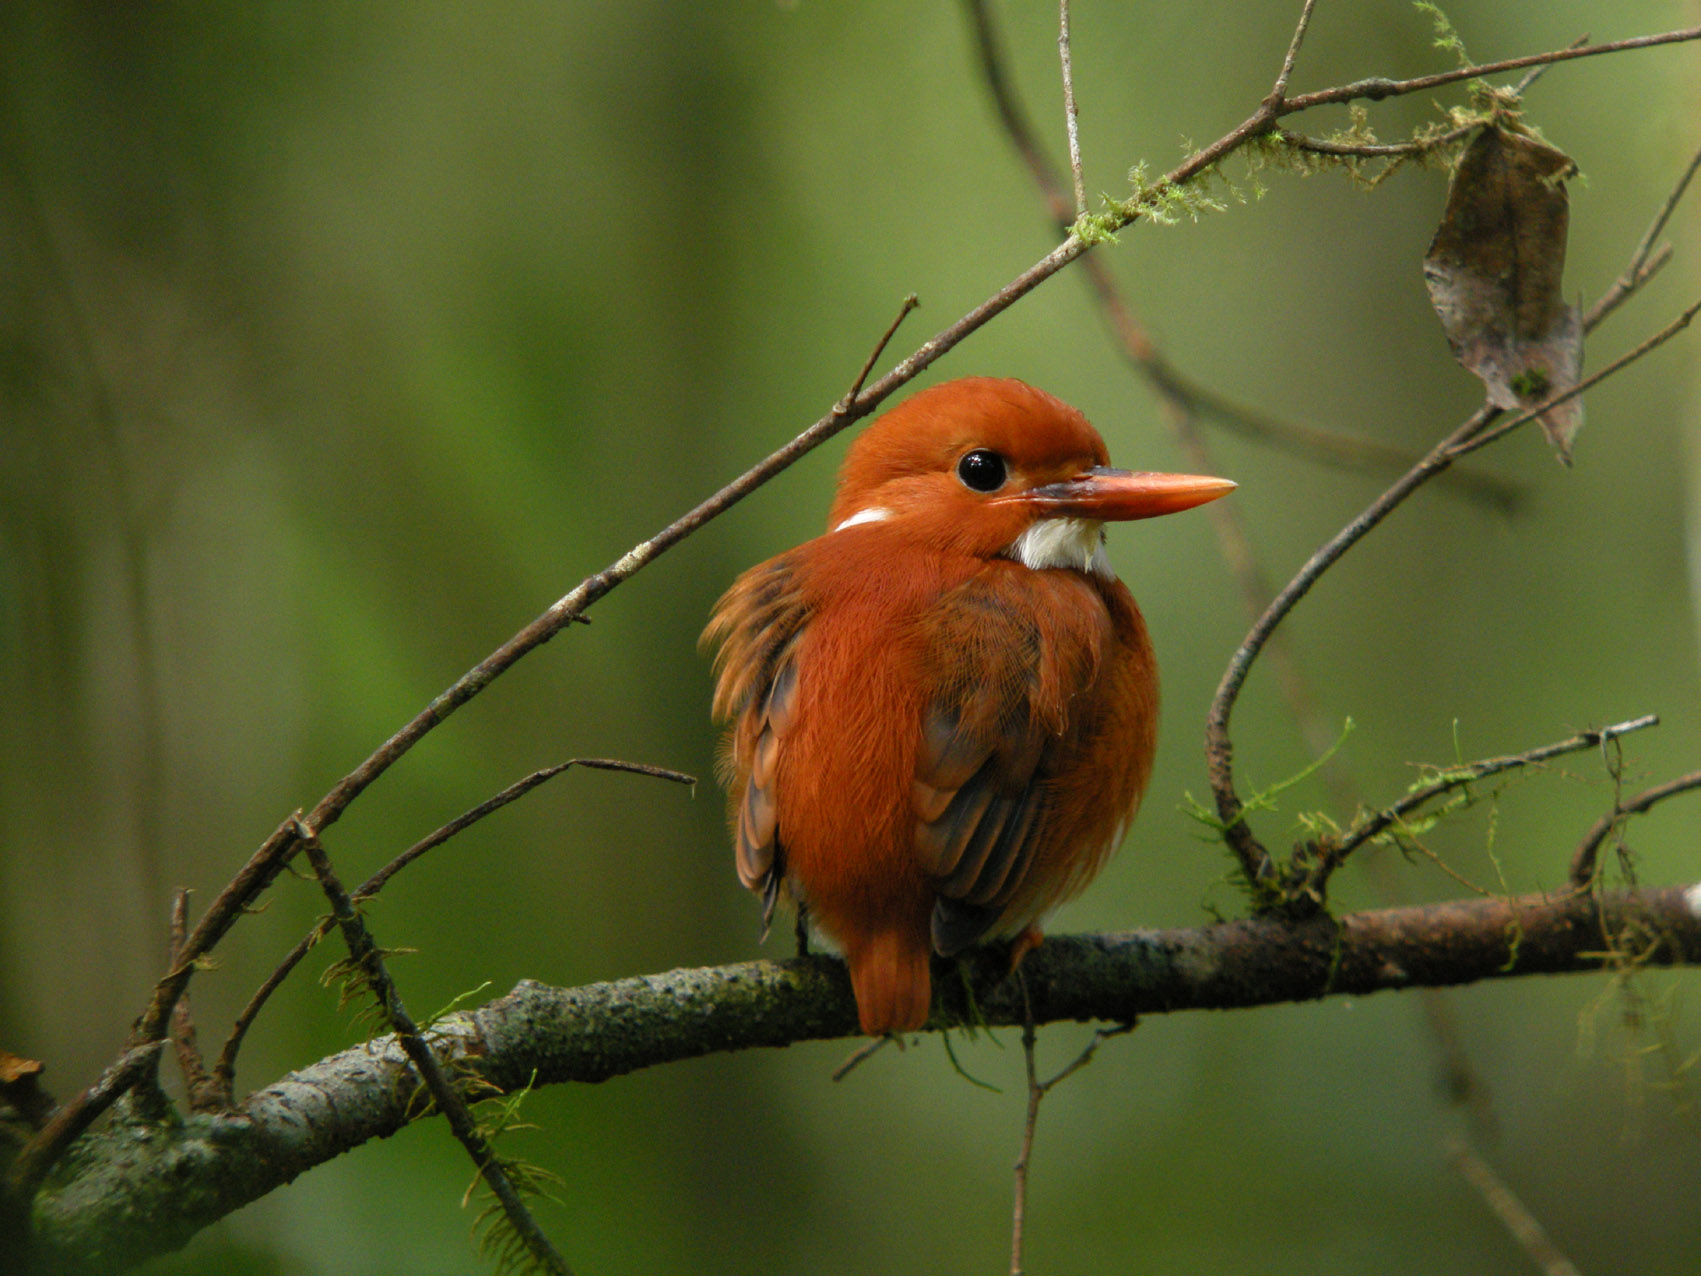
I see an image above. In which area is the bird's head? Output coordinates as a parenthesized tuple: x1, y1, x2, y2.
(827, 377, 1235, 573)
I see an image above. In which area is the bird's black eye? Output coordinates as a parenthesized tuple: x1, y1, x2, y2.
(955, 448, 1007, 493)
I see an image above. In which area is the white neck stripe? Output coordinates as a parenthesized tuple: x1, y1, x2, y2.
(831, 507, 893, 533)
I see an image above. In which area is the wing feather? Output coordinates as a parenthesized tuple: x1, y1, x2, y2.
(705, 556, 811, 901)
(910, 568, 1116, 955)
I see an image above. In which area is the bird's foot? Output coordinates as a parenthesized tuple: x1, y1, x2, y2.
(1007, 924, 1044, 972)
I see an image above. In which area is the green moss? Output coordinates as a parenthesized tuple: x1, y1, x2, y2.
(1413, 1, 1472, 69)
(1511, 367, 1552, 399)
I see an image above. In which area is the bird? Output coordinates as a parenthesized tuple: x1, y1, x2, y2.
(704, 377, 1234, 1036)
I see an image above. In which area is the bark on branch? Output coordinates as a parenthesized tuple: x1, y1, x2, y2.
(24, 883, 1701, 1274)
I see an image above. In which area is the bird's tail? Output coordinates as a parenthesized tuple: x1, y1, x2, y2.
(847, 930, 932, 1036)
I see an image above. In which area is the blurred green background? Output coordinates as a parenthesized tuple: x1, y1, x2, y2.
(3, 2, 1699, 1272)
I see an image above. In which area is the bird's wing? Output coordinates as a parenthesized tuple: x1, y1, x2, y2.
(704, 553, 811, 926)
(909, 569, 1110, 956)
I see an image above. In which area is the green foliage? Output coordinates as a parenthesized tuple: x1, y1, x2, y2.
(1249, 111, 1468, 192)
(1573, 796, 1701, 1133)
(1069, 206, 1123, 245)
(1103, 161, 1236, 230)
(319, 943, 418, 1035)
(466, 1073, 568, 1276)
(425, 981, 495, 1028)
(1577, 922, 1701, 1137)
(1184, 721, 1354, 915)
(1082, 5, 1568, 242)
(1413, 1, 1472, 69)
(6, 3, 1696, 1271)
(1182, 718, 1354, 839)
(1510, 367, 1552, 399)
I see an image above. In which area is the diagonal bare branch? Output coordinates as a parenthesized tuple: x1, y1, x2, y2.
(1447, 1136, 1584, 1276)
(214, 758, 693, 1099)
(300, 828, 574, 1276)
(1586, 137, 1701, 331)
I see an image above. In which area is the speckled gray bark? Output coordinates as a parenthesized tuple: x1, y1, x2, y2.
(20, 886, 1701, 1273)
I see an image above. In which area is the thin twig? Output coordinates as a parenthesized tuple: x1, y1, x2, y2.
(1057, 0, 1086, 217)
(830, 1036, 894, 1082)
(360, 758, 695, 902)
(1010, 970, 1132, 1276)
(1011, 998, 1040, 1276)
(1280, 27, 1701, 114)
(212, 933, 311, 1103)
(1274, 121, 1473, 159)
(1447, 1135, 1584, 1276)
(1572, 769, 1701, 888)
(299, 825, 574, 1276)
(838, 293, 920, 412)
(1332, 715, 1658, 864)
(1585, 242, 1675, 335)
(166, 890, 219, 1113)
(1290, 29, 1587, 168)
(127, 812, 305, 1051)
(214, 758, 693, 1095)
(1268, 0, 1321, 106)
(1510, 34, 1591, 95)
(1445, 297, 1701, 461)
(1586, 138, 1701, 331)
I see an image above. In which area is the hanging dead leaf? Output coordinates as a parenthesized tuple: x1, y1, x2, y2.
(1424, 124, 1584, 463)
(0, 1049, 53, 1131)
(0, 1050, 42, 1085)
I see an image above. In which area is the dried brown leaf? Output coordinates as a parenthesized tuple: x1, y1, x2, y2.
(0, 1049, 53, 1132)
(0, 1051, 43, 1085)
(1424, 124, 1584, 462)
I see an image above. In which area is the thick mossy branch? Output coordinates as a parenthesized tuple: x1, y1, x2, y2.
(24, 884, 1701, 1274)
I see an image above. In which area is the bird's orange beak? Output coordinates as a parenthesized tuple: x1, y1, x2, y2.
(1001, 467, 1237, 521)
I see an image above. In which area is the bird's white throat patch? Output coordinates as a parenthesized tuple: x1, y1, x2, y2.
(1010, 517, 1112, 577)
(831, 507, 893, 532)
